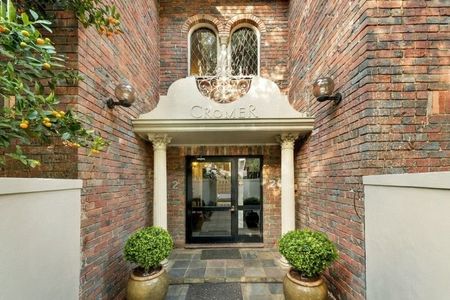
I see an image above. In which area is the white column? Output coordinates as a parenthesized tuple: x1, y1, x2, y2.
(278, 133, 299, 267)
(148, 134, 172, 229)
(280, 133, 299, 235)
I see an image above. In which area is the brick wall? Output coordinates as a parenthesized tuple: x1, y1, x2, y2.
(159, 0, 289, 95)
(76, 1, 159, 298)
(166, 146, 281, 247)
(289, 1, 450, 299)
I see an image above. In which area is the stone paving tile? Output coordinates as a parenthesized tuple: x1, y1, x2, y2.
(264, 267, 286, 280)
(225, 259, 244, 268)
(257, 251, 276, 260)
(244, 267, 265, 277)
(189, 260, 207, 268)
(226, 267, 244, 277)
(261, 259, 277, 267)
(176, 253, 195, 260)
(243, 259, 263, 268)
(205, 267, 226, 278)
(206, 259, 226, 268)
(167, 284, 190, 297)
(185, 268, 206, 278)
(268, 283, 284, 294)
(172, 260, 191, 269)
(168, 268, 187, 279)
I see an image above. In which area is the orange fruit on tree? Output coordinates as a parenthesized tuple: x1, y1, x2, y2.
(36, 38, 45, 45)
(19, 122, 29, 129)
(43, 63, 51, 70)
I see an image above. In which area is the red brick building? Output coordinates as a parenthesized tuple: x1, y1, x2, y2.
(2, 1, 449, 299)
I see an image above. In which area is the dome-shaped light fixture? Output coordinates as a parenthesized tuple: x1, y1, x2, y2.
(106, 82, 137, 109)
(312, 77, 342, 105)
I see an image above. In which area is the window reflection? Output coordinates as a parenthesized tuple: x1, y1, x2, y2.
(190, 28, 218, 76)
(238, 158, 262, 240)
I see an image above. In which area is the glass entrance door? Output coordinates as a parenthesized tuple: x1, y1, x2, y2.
(186, 156, 263, 243)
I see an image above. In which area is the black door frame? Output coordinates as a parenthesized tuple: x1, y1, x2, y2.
(185, 155, 263, 244)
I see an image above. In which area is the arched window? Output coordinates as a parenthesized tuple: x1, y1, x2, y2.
(189, 27, 218, 76)
(230, 26, 259, 76)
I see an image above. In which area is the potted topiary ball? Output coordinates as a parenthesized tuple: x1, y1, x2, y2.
(124, 226, 174, 300)
(279, 229, 338, 300)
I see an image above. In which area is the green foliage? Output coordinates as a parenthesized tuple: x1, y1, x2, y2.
(124, 227, 174, 273)
(279, 229, 338, 278)
(0, 0, 108, 167)
(14, 0, 122, 36)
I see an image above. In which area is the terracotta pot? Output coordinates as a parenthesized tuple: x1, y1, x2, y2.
(127, 267, 169, 300)
(283, 269, 328, 300)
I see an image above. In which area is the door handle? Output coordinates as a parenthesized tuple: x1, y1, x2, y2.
(230, 205, 236, 212)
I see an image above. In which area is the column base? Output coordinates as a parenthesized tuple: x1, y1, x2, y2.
(279, 255, 290, 268)
(161, 258, 169, 268)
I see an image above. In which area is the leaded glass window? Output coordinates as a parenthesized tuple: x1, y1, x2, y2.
(230, 27, 258, 76)
(190, 28, 218, 76)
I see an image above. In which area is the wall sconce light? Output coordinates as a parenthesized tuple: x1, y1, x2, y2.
(312, 77, 342, 105)
(106, 82, 137, 109)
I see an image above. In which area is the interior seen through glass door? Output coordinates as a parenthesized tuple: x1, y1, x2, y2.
(238, 158, 262, 241)
(191, 161, 232, 237)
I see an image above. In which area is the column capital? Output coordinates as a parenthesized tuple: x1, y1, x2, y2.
(278, 133, 299, 150)
(148, 134, 172, 151)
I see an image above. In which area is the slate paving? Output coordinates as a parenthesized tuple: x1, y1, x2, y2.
(166, 248, 288, 299)
(167, 248, 287, 284)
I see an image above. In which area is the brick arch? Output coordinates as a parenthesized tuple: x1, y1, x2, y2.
(224, 14, 267, 35)
(182, 14, 224, 35)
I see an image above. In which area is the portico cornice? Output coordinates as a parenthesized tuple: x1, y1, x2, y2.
(132, 118, 314, 146)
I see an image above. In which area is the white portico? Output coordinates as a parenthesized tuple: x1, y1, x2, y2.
(132, 76, 314, 241)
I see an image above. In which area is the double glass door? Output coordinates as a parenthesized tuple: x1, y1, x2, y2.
(186, 156, 263, 243)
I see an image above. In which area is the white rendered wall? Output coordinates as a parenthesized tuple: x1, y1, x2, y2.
(0, 178, 82, 300)
(364, 172, 450, 300)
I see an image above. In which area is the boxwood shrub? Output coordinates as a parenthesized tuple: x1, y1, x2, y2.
(279, 229, 338, 278)
(124, 226, 173, 273)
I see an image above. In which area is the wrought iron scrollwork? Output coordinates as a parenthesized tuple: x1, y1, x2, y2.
(196, 76, 252, 104)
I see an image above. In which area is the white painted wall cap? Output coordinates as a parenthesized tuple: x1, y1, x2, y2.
(363, 171, 450, 190)
(0, 178, 83, 195)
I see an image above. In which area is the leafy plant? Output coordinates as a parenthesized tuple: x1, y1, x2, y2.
(124, 227, 174, 274)
(0, 0, 110, 167)
(279, 229, 338, 279)
(14, 0, 122, 36)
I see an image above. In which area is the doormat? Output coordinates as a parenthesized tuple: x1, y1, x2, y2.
(200, 249, 242, 260)
(186, 283, 242, 300)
